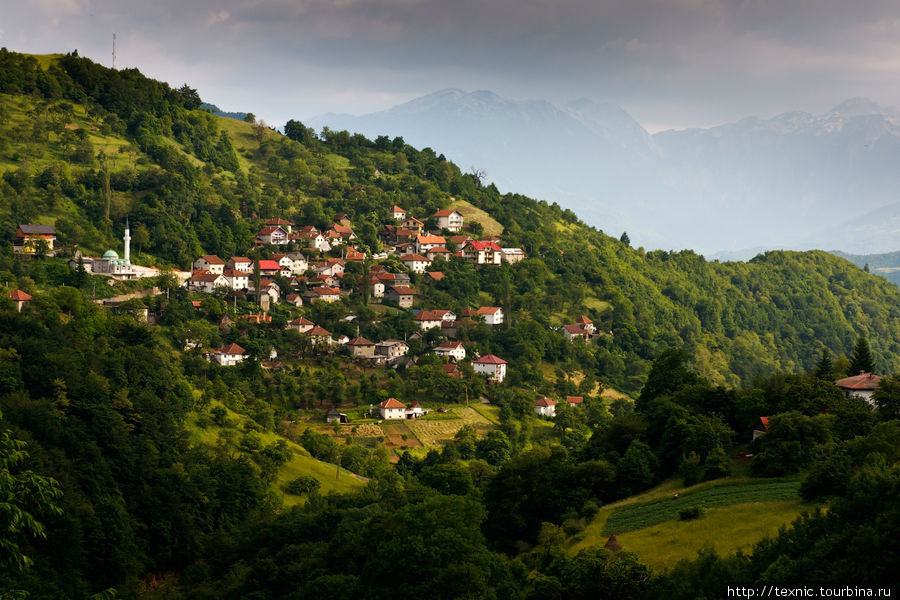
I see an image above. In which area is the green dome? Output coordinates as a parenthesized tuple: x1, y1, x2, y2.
(103, 250, 119, 259)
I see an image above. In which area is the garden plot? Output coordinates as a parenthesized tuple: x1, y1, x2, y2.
(406, 406, 493, 447)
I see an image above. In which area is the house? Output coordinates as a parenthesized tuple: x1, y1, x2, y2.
(431, 309, 456, 322)
(575, 316, 596, 334)
(256, 279, 281, 304)
(187, 271, 228, 293)
(378, 398, 407, 420)
(346, 336, 376, 358)
(562, 324, 591, 341)
(369, 278, 386, 298)
(14, 224, 56, 254)
(211, 343, 246, 366)
(345, 248, 366, 262)
(535, 397, 556, 417)
(434, 341, 466, 361)
(299, 230, 328, 251)
(441, 363, 460, 377)
(427, 271, 445, 282)
(391, 205, 407, 220)
(566, 396, 583, 407)
(834, 372, 882, 405)
(310, 287, 341, 303)
(462, 240, 503, 265)
(752, 416, 770, 441)
(332, 223, 355, 240)
(255, 225, 289, 245)
(401, 216, 425, 234)
(222, 269, 250, 291)
(193, 255, 225, 274)
(385, 285, 416, 308)
(258, 260, 281, 276)
(415, 310, 444, 331)
(401, 254, 432, 274)
(476, 306, 504, 326)
(416, 235, 446, 254)
(473, 354, 507, 383)
(286, 252, 309, 274)
(304, 325, 333, 346)
(375, 339, 409, 362)
(287, 316, 315, 333)
(227, 257, 253, 272)
(326, 407, 348, 424)
(333, 213, 352, 227)
(8, 289, 31, 312)
(433, 209, 464, 232)
(449, 235, 472, 247)
(285, 293, 303, 307)
(407, 401, 426, 418)
(425, 247, 452, 262)
(265, 218, 294, 233)
(501, 248, 526, 264)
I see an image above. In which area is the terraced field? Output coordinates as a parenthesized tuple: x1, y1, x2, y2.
(406, 406, 493, 446)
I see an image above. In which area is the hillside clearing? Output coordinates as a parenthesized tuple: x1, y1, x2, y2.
(448, 198, 504, 236)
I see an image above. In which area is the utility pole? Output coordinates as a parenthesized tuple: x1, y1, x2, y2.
(112, 33, 117, 69)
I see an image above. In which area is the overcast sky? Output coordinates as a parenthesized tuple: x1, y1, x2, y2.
(6, 0, 900, 131)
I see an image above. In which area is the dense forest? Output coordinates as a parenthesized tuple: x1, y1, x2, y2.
(1, 49, 898, 598)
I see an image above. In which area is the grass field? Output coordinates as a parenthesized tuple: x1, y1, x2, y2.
(448, 198, 504, 237)
(601, 479, 801, 535)
(616, 500, 805, 571)
(571, 476, 808, 569)
(186, 402, 366, 506)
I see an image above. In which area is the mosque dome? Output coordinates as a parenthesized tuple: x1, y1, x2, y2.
(103, 250, 119, 260)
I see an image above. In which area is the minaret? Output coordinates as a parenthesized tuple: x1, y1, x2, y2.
(123, 219, 131, 264)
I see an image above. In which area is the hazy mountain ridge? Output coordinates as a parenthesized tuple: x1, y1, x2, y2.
(310, 91, 900, 254)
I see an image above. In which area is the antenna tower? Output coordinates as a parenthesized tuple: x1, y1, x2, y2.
(112, 33, 117, 69)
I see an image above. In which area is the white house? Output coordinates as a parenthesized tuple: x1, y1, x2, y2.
(400, 254, 432, 274)
(187, 271, 227, 293)
(434, 341, 466, 361)
(415, 310, 444, 331)
(501, 248, 526, 264)
(534, 397, 556, 417)
(834, 372, 882, 405)
(211, 343, 247, 366)
(562, 324, 590, 341)
(222, 269, 250, 291)
(415, 235, 446, 254)
(476, 306, 504, 326)
(304, 325, 333, 346)
(378, 397, 408, 419)
(193, 255, 225, 274)
(227, 257, 253, 272)
(391, 205, 407, 221)
(473, 354, 507, 383)
(286, 252, 309, 274)
(433, 209, 464, 232)
(462, 241, 503, 265)
(256, 225, 289, 245)
(375, 339, 410, 362)
(566, 396, 583, 407)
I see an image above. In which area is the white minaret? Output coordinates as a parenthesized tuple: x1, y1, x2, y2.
(123, 219, 131, 264)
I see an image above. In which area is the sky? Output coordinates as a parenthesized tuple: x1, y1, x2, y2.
(6, 0, 900, 132)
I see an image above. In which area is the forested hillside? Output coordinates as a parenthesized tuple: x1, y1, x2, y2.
(1, 49, 899, 599)
(2, 49, 900, 387)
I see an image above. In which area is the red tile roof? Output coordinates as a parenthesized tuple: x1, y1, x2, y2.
(427, 272, 445, 280)
(564, 324, 587, 334)
(217, 343, 246, 355)
(476, 307, 502, 315)
(391, 205, 406, 213)
(258, 260, 281, 270)
(566, 396, 583, 404)
(474, 354, 507, 365)
(436, 341, 464, 350)
(759, 416, 770, 430)
(306, 326, 332, 336)
(535, 397, 556, 407)
(290, 317, 314, 326)
(400, 254, 431, 262)
(433, 209, 461, 217)
(466, 240, 502, 252)
(266, 218, 294, 225)
(417, 235, 446, 244)
(576, 315, 593, 324)
(347, 336, 375, 346)
(834, 372, 882, 390)
(388, 285, 415, 295)
(200, 255, 225, 264)
(8, 289, 32, 301)
(379, 398, 407, 409)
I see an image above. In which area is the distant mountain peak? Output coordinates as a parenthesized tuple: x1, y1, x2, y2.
(827, 97, 892, 117)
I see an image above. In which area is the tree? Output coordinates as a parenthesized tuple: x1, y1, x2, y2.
(872, 377, 900, 421)
(620, 231, 630, 245)
(814, 348, 834, 380)
(243, 112, 256, 123)
(848, 336, 875, 375)
(0, 411, 63, 573)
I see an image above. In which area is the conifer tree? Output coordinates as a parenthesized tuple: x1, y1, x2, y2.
(620, 231, 630, 245)
(848, 336, 875, 375)
(814, 348, 833, 380)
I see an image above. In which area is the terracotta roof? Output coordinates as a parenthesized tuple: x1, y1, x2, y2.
(427, 247, 451, 254)
(306, 326, 332, 336)
(834, 372, 882, 390)
(417, 235, 446, 244)
(441, 364, 459, 375)
(436, 341, 464, 350)
(222, 269, 247, 277)
(476, 307, 502, 315)
(290, 317, 314, 325)
(388, 285, 415, 295)
(379, 398, 407, 409)
(535, 397, 556, 407)
(433, 209, 461, 217)
(400, 254, 431, 262)
(566, 396, 583, 404)
(563, 324, 587, 334)
(450, 235, 471, 244)
(191, 272, 224, 283)
(257, 225, 285, 236)
(576, 315, 593, 324)
(604, 534, 622, 552)
(427, 272, 445, 281)
(465, 240, 503, 252)
(230, 256, 251, 263)
(8, 289, 32, 301)
(347, 336, 375, 346)
(474, 354, 507, 365)
(199, 254, 225, 264)
(333, 224, 354, 235)
(266, 218, 294, 225)
(391, 205, 406, 213)
(217, 343, 245, 355)
(415, 310, 443, 321)
(314, 287, 341, 296)
(256, 260, 279, 270)
(759, 416, 770, 430)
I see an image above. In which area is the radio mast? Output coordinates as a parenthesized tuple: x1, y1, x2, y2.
(112, 33, 117, 69)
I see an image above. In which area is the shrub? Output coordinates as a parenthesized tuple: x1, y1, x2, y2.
(679, 506, 704, 521)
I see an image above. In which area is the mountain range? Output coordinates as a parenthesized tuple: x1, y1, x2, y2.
(309, 91, 900, 255)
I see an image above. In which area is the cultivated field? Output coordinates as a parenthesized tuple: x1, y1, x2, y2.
(406, 406, 493, 447)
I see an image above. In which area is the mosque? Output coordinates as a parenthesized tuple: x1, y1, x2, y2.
(70, 222, 137, 280)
